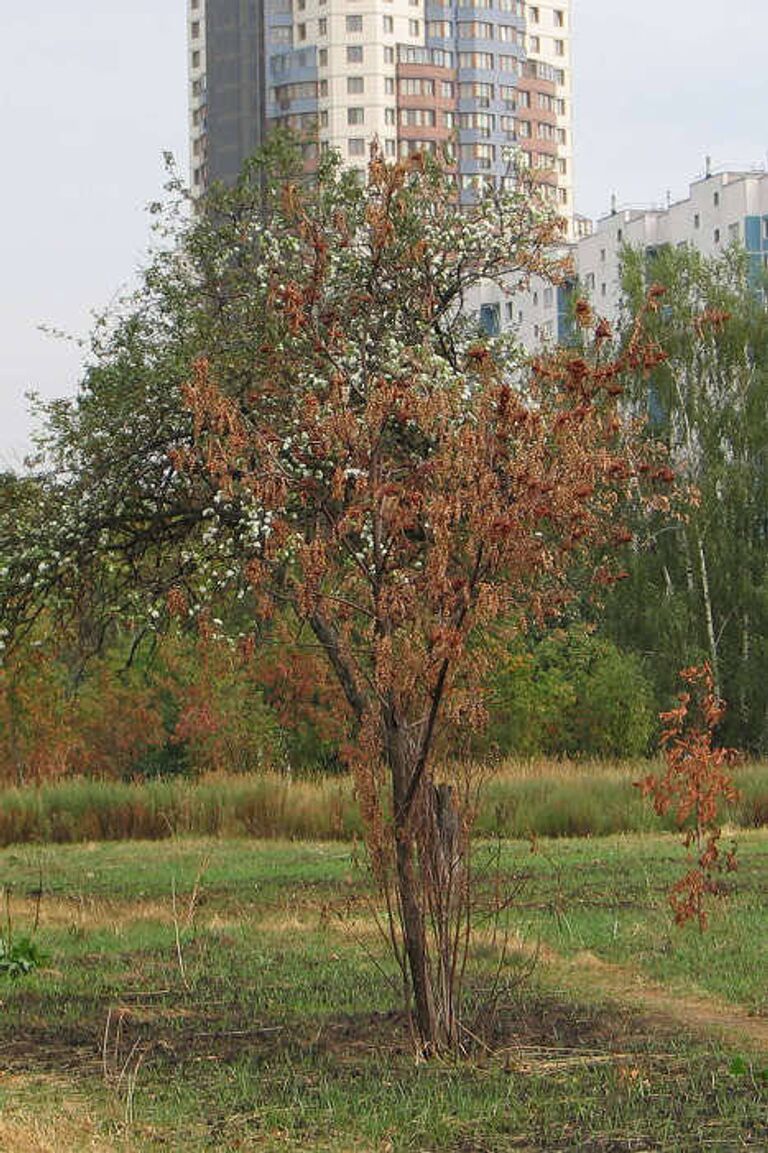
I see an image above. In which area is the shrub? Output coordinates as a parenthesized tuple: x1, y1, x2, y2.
(486, 627, 656, 758)
(0, 936, 48, 978)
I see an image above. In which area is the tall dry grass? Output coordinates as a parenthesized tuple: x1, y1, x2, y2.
(0, 760, 765, 846)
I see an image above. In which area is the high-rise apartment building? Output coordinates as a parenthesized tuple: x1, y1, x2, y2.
(188, 0, 573, 226)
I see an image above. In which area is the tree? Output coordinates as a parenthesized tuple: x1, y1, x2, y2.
(638, 663, 740, 931)
(1, 144, 669, 1054)
(604, 245, 768, 749)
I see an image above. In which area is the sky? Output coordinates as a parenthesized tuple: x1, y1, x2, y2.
(1, 0, 767, 466)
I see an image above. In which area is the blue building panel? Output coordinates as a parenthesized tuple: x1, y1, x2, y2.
(556, 282, 574, 345)
(744, 215, 761, 253)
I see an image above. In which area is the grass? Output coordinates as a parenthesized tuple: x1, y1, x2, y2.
(0, 757, 766, 847)
(0, 833, 766, 1150)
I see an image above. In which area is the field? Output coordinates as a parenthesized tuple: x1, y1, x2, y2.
(0, 831, 766, 1151)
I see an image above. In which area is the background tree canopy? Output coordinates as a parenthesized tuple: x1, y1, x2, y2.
(603, 244, 768, 750)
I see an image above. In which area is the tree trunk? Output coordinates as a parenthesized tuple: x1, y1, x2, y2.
(740, 611, 750, 730)
(696, 534, 720, 697)
(387, 719, 440, 1054)
(386, 726, 468, 1053)
(430, 783, 462, 1051)
(394, 828, 438, 1053)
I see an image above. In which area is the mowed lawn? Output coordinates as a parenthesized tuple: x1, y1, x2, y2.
(0, 832, 766, 1151)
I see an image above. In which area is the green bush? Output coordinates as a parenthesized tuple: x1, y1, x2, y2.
(0, 936, 48, 978)
(485, 627, 656, 758)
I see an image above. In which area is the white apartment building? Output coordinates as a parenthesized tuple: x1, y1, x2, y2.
(579, 166, 768, 326)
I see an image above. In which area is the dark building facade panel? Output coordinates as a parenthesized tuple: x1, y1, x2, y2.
(206, 0, 267, 186)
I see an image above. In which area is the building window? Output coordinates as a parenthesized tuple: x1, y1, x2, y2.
(385, 77, 394, 94)
(346, 14, 363, 32)
(441, 80, 454, 98)
(319, 79, 328, 96)
(459, 142, 495, 168)
(529, 35, 540, 51)
(318, 17, 327, 34)
(348, 76, 364, 93)
(714, 191, 720, 206)
(297, 23, 306, 41)
(461, 81, 494, 104)
(554, 8, 564, 25)
(348, 107, 364, 125)
(385, 139, 397, 157)
(383, 14, 393, 31)
(459, 111, 494, 135)
(714, 228, 721, 244)
(347, 45, 363, 62)
(479, 303, 500, 336)
(191, 50, 200, 67)
(459, 51, 494, 69)
(191, 21, 200, 38)
(319, 47, 328, 65)
(498, 25, 518, 42)
(320, 110, 329, 127)
(385, 107, 396, 125)
(401, 108, 436, 127)
(348, 138, 366, 157)
(384, 45, 394, 62)
(529, 5, 539, 21)
(554, 38, 564, 55)
(459, 21, 493, 38)
(401, 77, 434, 96)
(694, 213, 700, 229)
(408, 19, 420, 35)
(498, 85, 515, 110)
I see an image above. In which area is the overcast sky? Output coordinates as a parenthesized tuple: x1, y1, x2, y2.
(2, 0, 767, 466)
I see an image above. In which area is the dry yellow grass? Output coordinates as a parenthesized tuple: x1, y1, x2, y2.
(0, 1102, 126, 1153)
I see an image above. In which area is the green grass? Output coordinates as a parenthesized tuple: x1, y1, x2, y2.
(496, 830, 768, 1014)
(0, 757, 766, 847)
(0, 834, 766, 1150)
